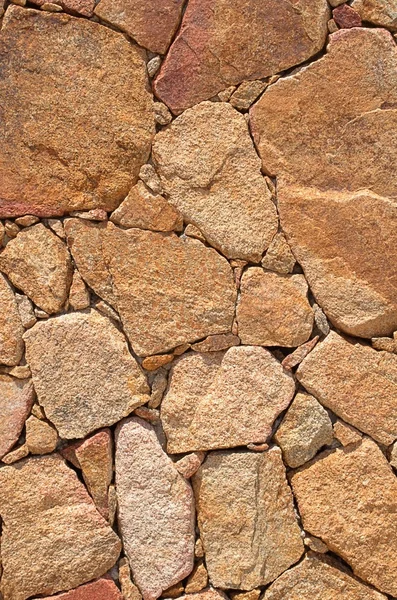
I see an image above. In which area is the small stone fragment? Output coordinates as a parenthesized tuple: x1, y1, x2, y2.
(2, 443, 29, 464)
(119, 557, 142, 600)
(390, 442, 397, 468)
(95, 300, 120, 323)
(4, 220, 20, 238)
(230, 591, 261, 600)
(175, 452, 205, 479)
(333, 4, 362, 27)
(154, 102, 173, 126)
(328, 17, 339, 32)
(35, 578, 123, 599)
(134, 407, 160, 423)
(0, 220, 4, 245)
(69, 270, 90, 310)
(173, 343, 190, 356)
(41, 2, 63, 11)
(333, 420, 362, 446)
(147, 56, 162, 78)
(47, 219, 65, 239)
(139, 164, 163, 195)
(329, 0, 347, 6)
(185, 561, 208, 594)
(352, 0, 397, 30)
(247, 442, 269, 452)
(14, 215, 39, 227)
(0, 376, 34, 460)
(261, 232, 296, 274)
(371, 334, 397, 352)
(229, 80, 268, 111)
(303, 535, 329, 553)
(34, 307, 49, 319)
(191, 334, 240, 353)
(194, 539, 204, 559)
(162, 583, 185, 599)
(108, 484, 117, 526)
(184, 224, 206, 243)
(148, 371, 168, 409)
(281, 336, 319, 371)
(313, 303, 330, 336)
(25, 415, 58, 455)
(15, 293, 37, 329)
(31, 403, 45, 420)
(0, 274, 24, 365)
(7, 365, 31, 379)
(218, 86, 236, 102)
(70, 209, 108, 221)
(55, 0, 96, 17)
(142, 354, 174, 371)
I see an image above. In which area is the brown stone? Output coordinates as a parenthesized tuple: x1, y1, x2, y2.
(184, 224, 206, 243)
(193, 448, 303, 589)
(24, 310, 149, 439)
(148, 371, 168, 409)
(142, 354, 174, 371)
(352, 0, 397, 30)
(281, 336, 319, 371)
(0, 7, 153, 217)
(261, 232, 296, 275)
(139, 164, 163, 195)
(14, 215, 39, 227)
(70, 209, 108, 221)
(2, 443, 29, 464)
(230, 591, 261, 600)
(56, 0, 96, 17)
(154, 0, 329, 113)
(390, 442, 397, 468)
(371, 334, 397, 352)
(162, 583, 185, 599)
(152, 102, 278, 261)
(134, 407, 160, 423)
(119, 558, 142, 600)
(333, 4, 362, 27)
(297, 331, 397, 445)
(0, 273, 24, 365)
(0, 454, 120, 600)
(229, 80, 268, 111)
(180, 592, 228, 600)
(333, 420, 362, 446)
(0, 224, 73, 314)
(291, 438, 397, 596)
(15, 293, 36, 329)
(36, 578, 123, 600)
(116, 417, 195, 600)
(69, 270, 90, 311)
(185, 561, 208, 594)
(154, 102, 173, 126)
(162, 346, 295, 453)
(191, 333, 240, 353)
(175, 452, 205, 479)
(0, 376, 34, 459)
(25, 415, 58, 455)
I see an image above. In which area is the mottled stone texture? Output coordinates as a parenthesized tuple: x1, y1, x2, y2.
(0, 273, 24, 365)
(0, 376, 34, 459)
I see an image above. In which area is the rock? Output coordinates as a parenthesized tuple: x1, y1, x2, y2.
(390, 442, 397, 468)
(185, 561, 208, 594)
(24, 310, 150, 439)
(56, 0, 96, 17)
(0, 273, 24, 365)
(264, 555, 387, 600)
(152, 102, 278, 261)
(352, 0, 397, 30)
(94, 0, 184, 54)
(14, 215, 39, 227)
(194, 539, 204, 559)
(47, 219, 65, 239)
(0, 376, 34, 459)
(163, 583, 185, 598)
(313, 303, 330, 336)
(175, 452, 205, 479)
(119, 557, 142, 600)
(25, 416, 58, 455)
(95, 301, 120, 323)
(154, 102, 173, 126)
(328, 17, 339, 32)
(191, 333, 240, 353)
(193, 448, 303, 589)
(291, 438, 397, 596)
(274, 392, 333, 468)
(139, 164, 163, 195)
(36, 578, 123, 599)
(230, 591, 261, 600)
(261, 232, 296, 275)
(0, 7, 154, 217)
(2, 443, 29, 464)
(148, 371, 168, 409)
(110, 181, 183, 232)
(69, 209, 108, 221)
(162, 346, 295, 453)
(303, 536, 329, 553)
(69, 270, 90, 311)
(180, 591, 228, 600)
(15, 293, 37, 329)
(142, 354, 174, 371)
(184, 224, 206, 243)
(6, 365, 31, 379)
(229, 80, 268, 111)
(297, 331, 397, 445)
(116, 417, 195, 600)
(0, 224, 73, 314)
(147, 56, 162, 78)
(333, 420, 362, 446)
(41, 3, 63, 12)
(237, 269, 313, 347)
(372, 334, 397, 352)
(154, 0, 329, 113)
(333, 4, 362, 27)
(281, 337, 319, 371)
(4, 220, 20, 238)
(0, 454, 120, 600)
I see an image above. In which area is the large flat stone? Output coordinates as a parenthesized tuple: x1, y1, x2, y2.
(0, 376, 34, 459)
(0, 273, 24, 365)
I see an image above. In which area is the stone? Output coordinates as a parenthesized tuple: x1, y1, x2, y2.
(95, 300, 120, 323)
(41, 2, 63, 11)
(184, 224, 206, 243)
(6, 365, 31, 379)
(0, 376, 34, 459)
(152, 102, 278, 262)
(181, 592, 228, 600)
(25, 416, 58, 455)
(313, 303, 330, 335)
(69, 270, 90, 311)
(261, 232, 296, 275)
(36, 578, 123, 599)
(116, 417, 195, 600)
(372, 334, 397, 352)
(110, 182, 183, 232)
(230, 592, 261, 600)
(139, 164, 163, 195)
(352, 0, 397, 30)
(333, 420, 362, 446)
(154, 0, 329, 113)
(237, 269, 313, 347)
(163, 583, 185, 598)
(281, 336, 319, 371)
(194, 539, 204, 559)
(193, 448, 303, 589)
(0, 224, 73, 314)
(162, 346, 295, 453)
(47, 218, 65, 239)
(191, 333, 240, 353)
(250, 29, 397, 338)
(34, 307, 49, 319)
(291, 438, 397, 596)
(4, 220, 20, 238)
(56, 0, 96, 17)
(142, 355, 174, 371)
(0, 454, 120, 600)
(2, 443, 29, 464)
(70, 209, 108, 221)
(0, 273, 24, 365)
(119, 558, 142, 600)
(329, 0, 347, 6)
(148, 371, 168, 409)
(175, 452, 205, 479)
(390, 442, 397, 468)
(95, 0, 185, 54)
(328, 17, 339, 32)
(303, 536, 329, 553)
(229, 80, 268, 111)
(333, 4, 362, 27)
(0, 0, 5, 16)
(264, 555, 387, 600)
(24, 310, 149, 439)
(147, 56, 162, 78)
(274, 392, 333, 468)
(31, 403, 45, 420)
(15, 293, 37, 329)
(0, 7, 154, 217)
(297, 331, 397, 445)
(14, 215, 39, 227)
(154, 102, 173, 126)
(185, 561, 208, 594)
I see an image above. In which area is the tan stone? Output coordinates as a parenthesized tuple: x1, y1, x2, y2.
(297, 331, 397, 445)
(153, 102, 277, 261)
(25, 415, 58, 455)
(237, 269, 313, 347)
(6, 365, 31, 379)
(230, 591, 261, 600)
(0, 224, 73, 313)
(281, 336, 319, 371)
(147, 56, 162, 79)
(193, 448, 303, 589)
(142, 354, 174, 371)
(313, 303, 330, 335)
(14, 215, 39, 227)
(163, 583, 185, 598)
(0, 273, 24, 365)
(116, 417, 195, 600)
(390, 442, 397, 468)
(4, 220, 20, 238)
(15, 293, 36, 329)
(371, 334, 397, 352)
(154, 102, 173, 126)
(148, 371, 168, 409)
(333, 420, 362, 446)
(139, 164, 163, 195)
(69, 270, 90, 311)
(261, 232, 296, 275)
(24, 310, 149, 439)
(69, 208, 108, 221)
(2, 443, 29, 464)
(184, 224, 206, 243)
(191, 333, 240, 353)
(119, 557, 142, 600)
(0, 454, 120, 600)
(95, 300, 120, 323)
(47, 218, 65, 239)
(154, 0, 329, 113)
(328, 17, 339, 32)
(185, 561, 208, 594)
(194, 539, 204, 559)
(274, 392, 333, 468)
(175, 452, 205, 479)
(291, 438, 397, 596)
(303, 536, 328, 553)
(31, 403, 45, 420)
(0, 376, 34, 459)
(162, 346, 295, 453)
(352, 0, 397, 30)
(36, 578, 123, 600)
(180, 591, 228, 600)
(0, 7, 153, 217)
(134, 407, 160, 423)
(229, 80, 268, 111)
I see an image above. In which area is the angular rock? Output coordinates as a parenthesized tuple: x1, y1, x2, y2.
(390, 442, 397, 468)
(24, 310, 149, 439)
(37, 578, 123, 599)
(56, 0, 96, 17)
(237, 269, 313, 347)
(193, 448, 303, 589)
(0, 7, 154, 217)
(191, 333, 240, 353)
(2, 443, 29, 465)
(154, 0, 329, 113)
(333, 4, 362, 27)
(229, 80, 268, 111)
(162, 346, 295, 453)
(261, 232, 296, 275)
(0, 454, 120, 600)
(118, 558, 142, 600)
(25, 415, 58, 455)
(352, 0, 397, 30)
(230, 591, 261, 600)
(181, 592, 228, 600)
(281, 336, 319, 371)
(15, 293, 36, 329)
(291, 438, 397, 596)
(116, 417, 195, 600)
(0, 376, 34, 459)
(0, 273, 24, 365)
(185, 561, 208, 594)
(69, 270, 90, 311)
(297, 331, 397, 445)
(175, 452, 205, 479)
(0, 224, 73, 314)
(333, 420, 362, 446)
(153, 102, 277, 261)
(141, 354, 173, 371)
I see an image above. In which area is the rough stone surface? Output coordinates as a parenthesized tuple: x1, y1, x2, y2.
(0, 224, 73, 314)
(15, 293, 36, 329)
(185, 561, 208, 594)
(153, 102, 278, 261)
(291, 438, 397, 597)
(0, 376, 34, 459)
(119, 558, 142, 600)
(36, 578, 122, 599)
(0, 7, 154, 217)
(297, 331, 397, 445)
(333, 420, 362, 447)
(154, 0, 330, 113)
(237, 269, 313, 347)
(0, 454, 121, 600)
(191, 333, 240, 353)
(333, 4, 362, 28)
(193, 448, 303, 589)
(162, 346, 295, 453)
(25, 415, 58, 455)
(261, 232, 296, 274)
(352, 0, 397, 30)
(116, 417, 195, 600)
(180, 591, 228, 600)
(24, 310, 150, 439)
(175, 452, 206, 479)
(69, 270, 90, 311)
(0, 273, 24, 365)
(229, 80, 268, 111)
(281, 336, 319, 371)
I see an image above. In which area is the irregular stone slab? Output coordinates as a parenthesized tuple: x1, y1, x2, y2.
(297, 331, 397, 445)
(193, 448, 303, 589)
(153, 102, 278, 261)
(0, 273, 24, 365)
(25, 415, 58, 455)
(0, 376, 34, 459)
(95, 0, 184, 53)
(291, 438, 397, 596)
(191, 333, 240, 353)
(162, 346, 295, 453)
(237, 268, 313, 347)
(0, 454, 120, 600)
(116, 417, 195, 600)
(333, 420, 362, 447)
(352, 0, 397, 30)
(24, 310, 149, 439)
(281, 336, 319, 371)
(0, 7, 154, 217)
(154, 0, 329, 113)
(264, 555, 387, 600)
(261, 232, 295, 275)
(0, 224, 73, 313)
(333, 4, 362, 27)
(69, 270, 90, 311)
(35, 578, 123, 600)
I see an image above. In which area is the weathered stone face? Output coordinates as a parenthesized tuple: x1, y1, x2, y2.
(352, 0, 397, 30)
(36, 578, 123, 600)
(0, 273, 24, 366)
(0, 376, 34, 459)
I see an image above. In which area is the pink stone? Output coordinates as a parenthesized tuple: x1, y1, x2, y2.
(36, 578, 122, 600)
(0, 376, 34, 459)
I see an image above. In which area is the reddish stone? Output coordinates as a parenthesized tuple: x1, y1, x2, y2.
(333, 5, 362, 28)
(37, 578, 122, 600)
